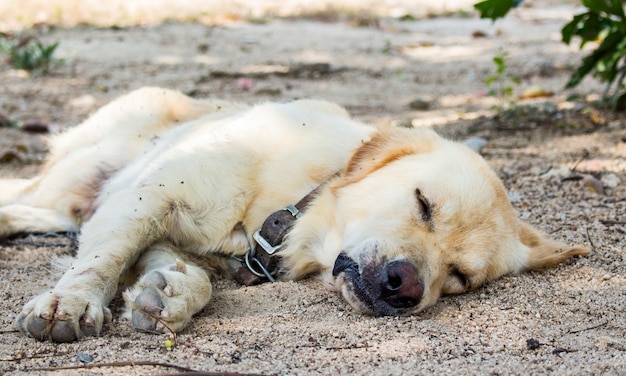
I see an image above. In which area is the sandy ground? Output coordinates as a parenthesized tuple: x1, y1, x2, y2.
(1, 0, 625, 375)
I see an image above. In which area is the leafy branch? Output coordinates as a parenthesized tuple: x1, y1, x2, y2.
(474, 0, 626, 109)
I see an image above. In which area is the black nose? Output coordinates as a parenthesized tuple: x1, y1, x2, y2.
(378, 261, 423, 309)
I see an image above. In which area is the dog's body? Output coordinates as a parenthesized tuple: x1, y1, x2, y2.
(1, 88, 588, 342)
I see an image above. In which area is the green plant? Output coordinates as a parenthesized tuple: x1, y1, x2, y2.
(474, 0, 626, 109)
(486, 50, 521, 107)
(0, 37, 62, 74)
(561, 0, 626, 108)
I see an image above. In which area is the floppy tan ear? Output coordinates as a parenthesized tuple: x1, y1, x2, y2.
(520, 221, 590, 271)
(334, 127, 438, 190)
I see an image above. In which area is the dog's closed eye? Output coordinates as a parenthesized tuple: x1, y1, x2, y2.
(415, 188, 432, 222)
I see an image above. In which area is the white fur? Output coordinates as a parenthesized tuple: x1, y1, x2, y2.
(4, 87, 587, 342)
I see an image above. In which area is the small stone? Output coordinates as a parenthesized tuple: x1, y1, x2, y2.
(69, 94, 97, 109)
(462, 137, 487, 153)
(526, 338, 541, 350)
(76, 352, 94, 363)
(508, 192, 523, 203)
(601, 173, 620, 189)
(409, 98, 433, 110)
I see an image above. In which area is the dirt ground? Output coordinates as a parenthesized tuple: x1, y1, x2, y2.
(1, 0, 625, 375)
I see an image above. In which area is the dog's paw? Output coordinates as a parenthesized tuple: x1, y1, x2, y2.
(123, 262, 212, 334)
(16, 290, 111, 342)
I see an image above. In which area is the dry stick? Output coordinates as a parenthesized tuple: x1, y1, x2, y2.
(570, 149, 590, 172)
(133, 302, 178, 345)
(2, 354, 54, 362)
(568, 320, 609, 334)
(159, 372, 270, 376)
(585, 227, 596, 252)
(600, 220, 626, 226)
(28, 360, 196, 373)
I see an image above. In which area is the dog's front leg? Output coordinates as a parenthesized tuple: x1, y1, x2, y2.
(16, 189, 168, 342)
(122, 243, 214, 335)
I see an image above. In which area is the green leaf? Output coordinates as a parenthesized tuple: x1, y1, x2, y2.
(474, 0, 515, 21)
(579, 12, 604, 43)
(608, 0, 626, 18)
(583, 0, 625, 17)
(562, 13, 588, 44)
(566, 29, 624, 88)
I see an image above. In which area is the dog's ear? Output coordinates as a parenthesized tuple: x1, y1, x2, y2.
(336, 127, 437, 189)
(520, 221, 590, 271)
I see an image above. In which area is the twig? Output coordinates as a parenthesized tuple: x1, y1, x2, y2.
(160, 372, 270, 376)
(600, 220, 626, 226)
(585, 227, 596, 252)
(325, 344, 369, 351)
(548, 226, 563, 235)
(560, 175, 583, 182)
(2, 353, 62, 362)
(133, 303, 178, 345)
(570, 149, 589, 172)
(568, 321, 608, 334)
(28, 360, 196, 372)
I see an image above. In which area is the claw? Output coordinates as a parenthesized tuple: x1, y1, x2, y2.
(25, 316, 49, 341)
(79, 315, 99, 337)
(131, 287, 165, 332)
(163, 285, 174, 297)
(81, 324, 98, 337)
(50, 320, 77, 343)
(142, 271, 167, 290)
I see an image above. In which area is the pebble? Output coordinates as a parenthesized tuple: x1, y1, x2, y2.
(462, 137, 488, 153)
(601, 173, 620, 189)
(76, 352, 94, 363)
(508, 192, 523, 202)
(409, 98, 433, 110)
(69, 94, 97, 109)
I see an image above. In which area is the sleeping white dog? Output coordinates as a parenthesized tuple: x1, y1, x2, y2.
(0, 88, 588, 342)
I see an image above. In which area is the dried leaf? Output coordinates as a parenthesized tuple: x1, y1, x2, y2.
(582, 174, 605, 195)
(519, 86, 554, 99)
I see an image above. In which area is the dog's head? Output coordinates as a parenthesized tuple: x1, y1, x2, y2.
(322, 127, 589, 316)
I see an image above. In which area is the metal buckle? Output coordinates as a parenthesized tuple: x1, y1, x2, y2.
(253, 229, 282, 255)
(284, 204, 302, 219)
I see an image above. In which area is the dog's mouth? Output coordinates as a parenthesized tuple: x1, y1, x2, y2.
(332, 252, 424, 316)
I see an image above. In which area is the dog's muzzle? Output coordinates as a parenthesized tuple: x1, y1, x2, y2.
(332, 252, 423, 316)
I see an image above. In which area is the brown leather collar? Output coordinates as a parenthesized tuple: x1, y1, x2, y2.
(232, 181, 329, 286)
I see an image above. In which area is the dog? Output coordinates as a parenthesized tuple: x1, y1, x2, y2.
(0, 87, 588, 342)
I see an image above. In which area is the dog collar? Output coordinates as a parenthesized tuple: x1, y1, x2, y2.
(232, 178, 331, 286)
